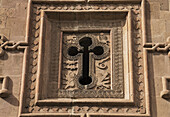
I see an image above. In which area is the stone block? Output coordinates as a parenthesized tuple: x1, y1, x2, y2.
(0, 28, 10, 39)
(0, 97, 19, 117)
(2, 53, 23, 76)
(15, 3, 28, 18)
(149, 2, 160, 19)
(165, 20, 170, 41)
(6, 17, 26, 37)
(0, 16, 7, 28)
(0, 0, 169, 117)
(154, 77, 163, 97)
(0, 75, 20, 117)
(160, 0, 169, 11)
(152, 54, 167, 77)
(10, 75, 21, 97)
(156, 97, 170, 117)
(150, 19, 166, 43)
(149, 2, 160, 12)
(1, 0, 27, 7)
(12, 36, 25, 42)
(160, 11, 170, 19)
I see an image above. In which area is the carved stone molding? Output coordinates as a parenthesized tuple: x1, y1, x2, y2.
(144, 37, 170, 57)
(0, 76, 10, 98)
(160, 76, 170, 99)
(0, 34, 28, 57)
(19, 0, 151, 117)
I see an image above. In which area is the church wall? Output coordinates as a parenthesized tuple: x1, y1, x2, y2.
(0, 0, 169, 117)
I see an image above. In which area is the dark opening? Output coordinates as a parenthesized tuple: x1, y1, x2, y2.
(79, 37, 92, 47)
(167, 79, 170, 90)
(67, 37, 105, 86)
(68, 47, 78, 56)
(0, 79, 3, 89)
(93, 46, 104, 55)
(79, 37, 92, 85)
(79, 76, 92, 85)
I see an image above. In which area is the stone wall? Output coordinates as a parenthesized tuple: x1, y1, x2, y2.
(0, 0, 28, 117)
(0, 0, 169, 117)
(146, 0, 170, 117)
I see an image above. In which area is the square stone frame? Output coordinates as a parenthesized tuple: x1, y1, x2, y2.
(19, 0, 151, 117)
(35, 10, 134, 104)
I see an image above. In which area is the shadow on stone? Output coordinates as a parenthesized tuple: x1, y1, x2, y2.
(2, 77, 19, 106)
(0, 51, 8, 60)
(146, 1, 157, 117)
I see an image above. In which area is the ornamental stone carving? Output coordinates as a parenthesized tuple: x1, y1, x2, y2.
(19, 0, 151, 117)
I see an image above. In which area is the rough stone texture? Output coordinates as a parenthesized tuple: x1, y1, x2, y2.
(0, 0, 28, 117)
(147, 1, 170, 117)
(0, 0, 169, 117)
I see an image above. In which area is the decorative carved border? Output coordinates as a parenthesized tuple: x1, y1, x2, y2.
(19, 0, 151, 117)
(0, 34, 28, 57)
(36, 10, 133, 103)
(20, 113, 84, 117)
(143, 35, 170, 57)
(39, 21, 124, 98)
(143, 41, 170, 57)
(20, 113, 149, 117)
(32, 0, 142, 3)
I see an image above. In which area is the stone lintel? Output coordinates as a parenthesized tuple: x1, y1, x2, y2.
(32, 0, 142, 3)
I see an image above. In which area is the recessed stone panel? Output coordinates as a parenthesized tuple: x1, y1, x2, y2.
(19, 0, 150, 117)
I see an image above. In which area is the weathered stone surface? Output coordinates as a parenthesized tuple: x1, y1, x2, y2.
(0, 0, 28, 117)
(0, 0, 170, 117)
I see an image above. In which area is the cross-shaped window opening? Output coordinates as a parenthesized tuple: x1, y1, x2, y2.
(68, 37, 104, 85)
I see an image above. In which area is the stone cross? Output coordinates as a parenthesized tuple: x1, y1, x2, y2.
(68, 37, 104, 85)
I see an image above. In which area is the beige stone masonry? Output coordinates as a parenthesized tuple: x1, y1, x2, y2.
(160, 76, 170, 99)
(0, 0, 170, 117)
(0, 76, 10, 98)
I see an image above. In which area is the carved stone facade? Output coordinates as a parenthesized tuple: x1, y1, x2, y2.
(19, 0, 149, 116)
(0, 0, 170, 117)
